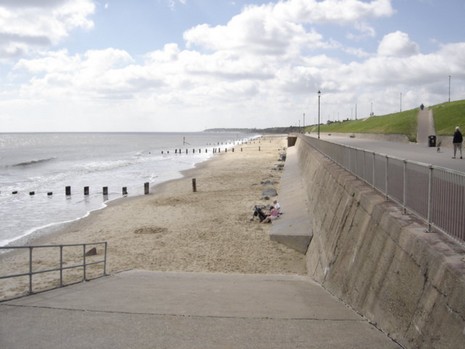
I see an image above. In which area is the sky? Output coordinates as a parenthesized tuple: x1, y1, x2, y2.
(0, 0, 464, 132)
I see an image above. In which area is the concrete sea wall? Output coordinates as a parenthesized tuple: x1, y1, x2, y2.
(293, 135, 465, 348)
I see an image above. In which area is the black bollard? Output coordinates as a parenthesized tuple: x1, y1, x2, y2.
(144, 182, 149, 195)
(65, 186, 71, 196)
(122, 187, 128, 196)
(192, 178, 197, 192)
(84, 186, 90, 196)
(103, 187, 108, 196)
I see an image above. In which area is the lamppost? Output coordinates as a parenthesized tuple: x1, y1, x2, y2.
(317, 90, 321, 139)
(449, 75, 451, 102)
(400, 92, 402, 112)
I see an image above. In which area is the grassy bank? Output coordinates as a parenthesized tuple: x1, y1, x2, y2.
(306, 99, 465, 141)
(433, 100, 465, 135)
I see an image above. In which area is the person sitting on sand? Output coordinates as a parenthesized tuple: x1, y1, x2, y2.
(262, 206, 279, 223)
(251, 205, 267, 222)
(273, 200, 282, 215)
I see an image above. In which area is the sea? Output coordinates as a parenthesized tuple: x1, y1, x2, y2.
(0, 132, 255, 247)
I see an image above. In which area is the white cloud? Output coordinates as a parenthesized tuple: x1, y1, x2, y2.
(0, 0, 95, 58)
(185, 0, 393, 56)
(378, 31, 420, 57)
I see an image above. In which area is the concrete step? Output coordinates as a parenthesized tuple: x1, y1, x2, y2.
(270, 146, 312, 253)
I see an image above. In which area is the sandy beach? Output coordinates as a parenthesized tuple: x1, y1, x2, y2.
(0, 135, 305, 300)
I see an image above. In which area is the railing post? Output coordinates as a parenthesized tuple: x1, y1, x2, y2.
(403, 160, 407, 214)
(60, 245, 63, 287)
(372, 152, 376, 189)
(104, 242, 108, 276)
(385, 155, 389, 200)
(427, 165, 433, 232)
(83, 244, 87, 281)
(29, 247, 33, 294)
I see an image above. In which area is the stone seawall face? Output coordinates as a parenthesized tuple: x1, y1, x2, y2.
(295, 135, 465, 349)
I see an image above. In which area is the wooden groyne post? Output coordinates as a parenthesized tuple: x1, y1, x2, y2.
(192, 178, 197, 192)
(144, 182, 149, 195)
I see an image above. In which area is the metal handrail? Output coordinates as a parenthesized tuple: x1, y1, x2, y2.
(0, 242, 107, 300)
(300, 135, 465, 244)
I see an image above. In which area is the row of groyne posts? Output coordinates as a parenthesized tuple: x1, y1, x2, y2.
(6, 139, 265, 198)
(10, 183, 149, 198)
(161, 143, 263, 155)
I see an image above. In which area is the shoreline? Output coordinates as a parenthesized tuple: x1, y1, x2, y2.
(0, 135, 306, 300)
(1, 147, 219, 249)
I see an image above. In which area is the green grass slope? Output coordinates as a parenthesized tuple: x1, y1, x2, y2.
(306, 99, 465, 142)
(432, 100, 465, 135)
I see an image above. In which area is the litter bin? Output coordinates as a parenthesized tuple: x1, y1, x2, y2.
(428, 135, 436, 147)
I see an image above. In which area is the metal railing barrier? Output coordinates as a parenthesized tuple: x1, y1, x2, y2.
(301, 136, 465, 244)
(0, 242, 107, 301)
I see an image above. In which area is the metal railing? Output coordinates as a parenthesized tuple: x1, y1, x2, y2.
(301, 136, 465, 244)
(0, 242, 107, 300)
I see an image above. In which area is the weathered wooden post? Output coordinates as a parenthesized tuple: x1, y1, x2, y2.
(65, 186, 71, 196)
(144, 182, 149, 195)
(103, 187, 108, 196)
(84, 186, 89, 196)
(192, 178, 197, 192)
(122, 187, 128, 196)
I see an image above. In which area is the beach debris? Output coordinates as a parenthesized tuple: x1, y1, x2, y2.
(85, 247, 97, 256)
(134, 226, 168, 235)
(262, 188, 278, 198)
(261, 179, 279, 186)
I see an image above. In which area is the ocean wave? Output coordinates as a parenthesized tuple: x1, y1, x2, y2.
(12, 157, 56, 167)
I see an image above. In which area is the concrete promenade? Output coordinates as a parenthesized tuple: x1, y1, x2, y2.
(0, 270, 400, 348)
(316, 134, 465, 173)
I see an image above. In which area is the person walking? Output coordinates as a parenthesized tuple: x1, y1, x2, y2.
(452, 126, 463, 159)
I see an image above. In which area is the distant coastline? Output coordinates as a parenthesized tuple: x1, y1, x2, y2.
(204, 127, 301, 134)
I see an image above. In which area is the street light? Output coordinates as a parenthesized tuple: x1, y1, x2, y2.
(318, 90, 321, 139)
(449, 75, 451, 102)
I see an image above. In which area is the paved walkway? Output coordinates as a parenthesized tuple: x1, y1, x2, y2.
(0, 270, 400, 349)
(316, 134, 465, 173)
(416, 108, 436, 145)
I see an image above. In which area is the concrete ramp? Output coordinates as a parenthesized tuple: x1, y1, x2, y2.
(0, 270, 400, 349)
(270, 146, 312, 253)
(417, 108, 436, 145)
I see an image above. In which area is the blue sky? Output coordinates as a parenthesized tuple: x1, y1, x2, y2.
(1, 0, 464, 132)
